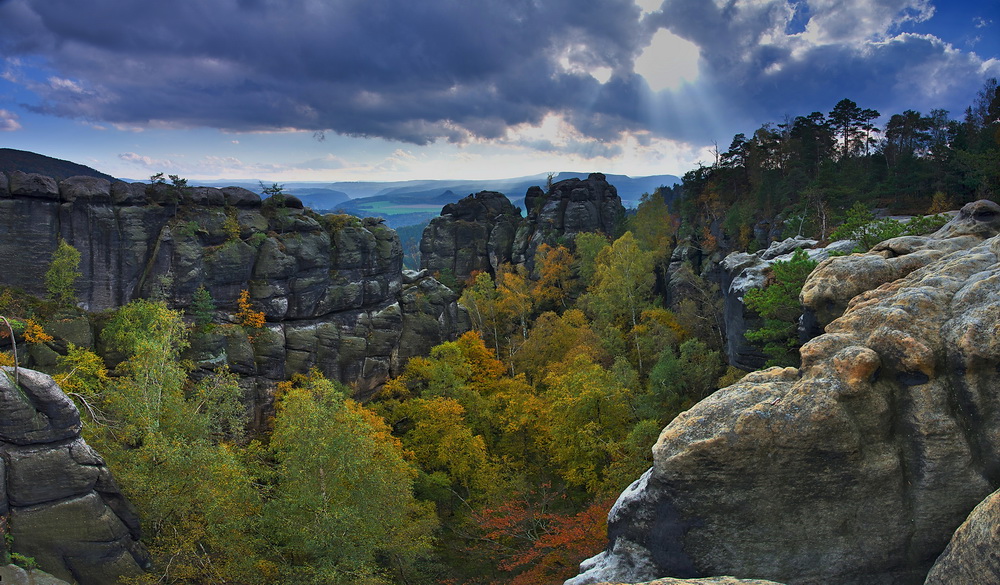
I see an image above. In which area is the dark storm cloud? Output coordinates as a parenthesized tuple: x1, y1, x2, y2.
(0, 0, 650, 143)
(0, 0, 996, 146)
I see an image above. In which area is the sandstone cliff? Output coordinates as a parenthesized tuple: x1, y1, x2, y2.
(0, 172, 468, 394)
(0, 367, 148, 585)
(420, 173, 624, 279)
(569, 200, 1000, 585)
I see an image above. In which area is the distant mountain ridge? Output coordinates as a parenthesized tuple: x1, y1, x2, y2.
(0, 148, 115, 182)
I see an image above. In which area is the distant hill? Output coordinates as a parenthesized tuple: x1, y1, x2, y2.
(0, 148, 115, 182)
(285, 187, 350, 211)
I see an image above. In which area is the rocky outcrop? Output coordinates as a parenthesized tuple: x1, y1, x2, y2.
(419, 173, 624, 279)
(419, 190, 522, 283)
(924, 488, 1000, 585)
(569, 203, 1000, 585)
(513, 173, 623, 270)
(801, 199, 1000, 329)
(0, 367, 148, 585)
(0, 173, 467, 391)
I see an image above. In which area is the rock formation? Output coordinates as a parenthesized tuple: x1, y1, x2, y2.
(0, 367, 149, 585)
(513, 173, 623, 270)
(569, 201, 1000, 585)
(419, 190, 522, 284)
(801, 199, 1000, 329)
(923, 488, 1000, 585)
(0, 172, 468, 393)
(419, 173, 624, 279)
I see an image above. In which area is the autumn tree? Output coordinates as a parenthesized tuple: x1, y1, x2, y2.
(532, 243, 576, 311)
(513, 309, 605, 384)
(460, 271, 510, 358)
(496, 263, 534, 357)
(542, 353, 635, 494)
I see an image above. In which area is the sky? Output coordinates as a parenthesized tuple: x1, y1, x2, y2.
(0, 0, 997, 183)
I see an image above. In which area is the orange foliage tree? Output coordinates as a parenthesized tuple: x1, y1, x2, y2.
(532, 244, 576, 311)
(236, 289, 266, 330)
(468, 488, 612, 585)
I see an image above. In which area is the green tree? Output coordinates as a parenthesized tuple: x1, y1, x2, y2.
(743, 248, 818, 367)
(190, 285, 216, 331)
(86, 300, 265, 585)
(639, 338, 723, 425)
(101, 299, 190, 443)
(573, 232, 610, 287)
(586, 232, 657, 372)
(266, 373, 435, 584)
(831, 202, 947, 251)
(44, 239, 82, 308)
(542, 354, 635, 494)
(588, 232, 656, 331)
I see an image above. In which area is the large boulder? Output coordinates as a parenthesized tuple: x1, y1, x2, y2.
(569, 206, 1000, 585)
(0, 368, 149, 585)
(0, 565, 73, 585)
(924, 488, 1000, 584)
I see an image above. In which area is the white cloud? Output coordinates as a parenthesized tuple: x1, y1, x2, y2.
(635, 29, 701, 91)
(118, 152, 176, 168)
(634, 0, 661, 15)
(0, 109, 22, 131)
(800, 0, 934, 45)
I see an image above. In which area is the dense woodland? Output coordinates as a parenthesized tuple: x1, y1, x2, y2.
(0, 78, 997, 585)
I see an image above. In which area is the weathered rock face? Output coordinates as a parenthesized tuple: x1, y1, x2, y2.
(923, 488, 1000, 585)
(0, 367, 148, 585)
(801, 199, 1000, 330)
(569, 204, 1000, 585)
(419, 190, 522, 283)
(0, 173, 467, 390)
(513, 173, 623, 269)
